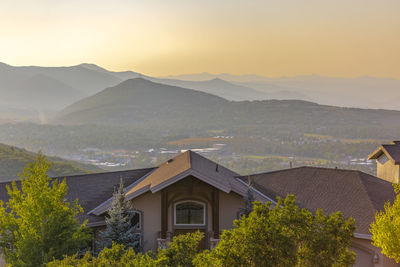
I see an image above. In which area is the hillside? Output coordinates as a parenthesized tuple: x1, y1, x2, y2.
(0, 143, 102, 182)
(53, 78, 400, 139)
(54, 78, 229, 129)
(148, 77, 272, 101)
(0, 62, 140, 117)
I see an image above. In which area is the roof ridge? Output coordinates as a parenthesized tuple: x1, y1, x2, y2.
(244, 166, 363, 178)
(355, 171, 378, 220)
(0, 167, 155, 185)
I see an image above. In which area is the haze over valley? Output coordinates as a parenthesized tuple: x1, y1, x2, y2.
(1, 62, 399, 180)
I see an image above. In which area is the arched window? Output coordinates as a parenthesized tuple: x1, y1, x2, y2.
(174, 201, 205, 226)
(129, 210, 142, 230)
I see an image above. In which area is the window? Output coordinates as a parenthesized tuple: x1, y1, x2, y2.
(129, 210, 142, 230)
(377, 154, 389, 165)
(174, 201, 205, 226)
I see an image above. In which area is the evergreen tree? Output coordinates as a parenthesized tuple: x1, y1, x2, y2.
(240, 177, 255, 217)
(97, 178, 141, 252)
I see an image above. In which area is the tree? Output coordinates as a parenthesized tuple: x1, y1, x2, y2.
(194, 195, 355, 267)
(97, 178, 141, 252)
(47, 232, 204, 266)
(370, 184, 400, 262)
(240, 177, 255, 217)
(0, 154, 91, 266)
(158, 231, 204, 267)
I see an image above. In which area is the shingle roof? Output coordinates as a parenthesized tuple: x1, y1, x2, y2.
(90, 150, 254, 216)
(368, 141, 400, 164)
(0, 168, 154, 226)
(240, 166, 396, 235)
(125, 150, 241, 196)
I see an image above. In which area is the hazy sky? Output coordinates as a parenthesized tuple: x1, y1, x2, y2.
(0, 0, 399, 78)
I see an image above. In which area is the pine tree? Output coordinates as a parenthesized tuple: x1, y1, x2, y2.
(97, 178, 141, 252)
(241, 176, 255, 217)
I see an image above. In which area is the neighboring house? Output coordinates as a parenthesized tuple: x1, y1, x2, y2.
(368, 141, 400, 183)
(0, 149, 399, 266)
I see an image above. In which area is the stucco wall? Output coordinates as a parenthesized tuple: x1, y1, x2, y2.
(352, 237, 400, 267)
(219, 191, 244, 230)
(128, 176, 244, 251)
(129, 191, 161, 251)
(377, 160, 400, 183)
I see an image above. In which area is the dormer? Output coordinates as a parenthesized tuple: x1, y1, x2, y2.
(368, 141, 400, 183)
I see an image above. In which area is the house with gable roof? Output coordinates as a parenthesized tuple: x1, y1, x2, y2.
(1, 148, 400, 266)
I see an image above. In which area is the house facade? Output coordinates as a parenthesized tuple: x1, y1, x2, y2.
(368, 141, 400, 183)
(1, 148, 400, 266)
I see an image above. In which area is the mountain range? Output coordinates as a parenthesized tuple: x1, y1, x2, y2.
(164, 73, 400, 110)
(2, 62, 400, 124)
(53, 78, 400, 140)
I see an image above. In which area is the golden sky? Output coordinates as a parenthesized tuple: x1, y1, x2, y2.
(0, 0, 399, 78)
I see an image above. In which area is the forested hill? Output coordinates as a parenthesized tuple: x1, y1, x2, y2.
(0, 143, 102, 182)
(53, 78, 400, 139)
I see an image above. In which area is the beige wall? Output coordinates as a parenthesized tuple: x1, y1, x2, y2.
(377, 160, 400, 183)
(130, 191, 161, 251)
(128, 176, 244, 251)
(352, 237, 400, 267)
(219, 191, 244, 230)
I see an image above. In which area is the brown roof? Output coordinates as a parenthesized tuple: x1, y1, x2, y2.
(90, 150, 252, 215)
(125, 150, 241, 196)
(368, 141, 400, 164)
(0, 168, 154, 226)
(241, 166, 396, 235)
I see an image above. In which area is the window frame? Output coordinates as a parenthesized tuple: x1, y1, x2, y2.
(174, 200, 206, 226)
(129, 210, 142, 231)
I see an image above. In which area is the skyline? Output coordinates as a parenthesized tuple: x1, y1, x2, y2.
(0, 0, 399, 79)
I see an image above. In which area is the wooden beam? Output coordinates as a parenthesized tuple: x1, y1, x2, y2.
(212, 189, 219, 238)
(161, 190, 168, 239)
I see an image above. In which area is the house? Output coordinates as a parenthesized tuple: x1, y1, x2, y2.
(0, 150, 399, 266)
(368, 141, 400, 183)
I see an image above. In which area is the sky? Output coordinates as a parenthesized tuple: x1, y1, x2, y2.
(0, 0, 399, 79)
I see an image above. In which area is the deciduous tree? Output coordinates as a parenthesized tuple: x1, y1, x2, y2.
(0, 154, 91, 266)
(370, 184, 400, 262)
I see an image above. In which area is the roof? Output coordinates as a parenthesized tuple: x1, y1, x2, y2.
(89, 150, 260, 216)
(0, 168, 154, 226)
(368, 141, 400, 164)
(240, 166, 396, 235)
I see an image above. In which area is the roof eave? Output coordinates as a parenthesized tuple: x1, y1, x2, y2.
(150, 169, 232, 194)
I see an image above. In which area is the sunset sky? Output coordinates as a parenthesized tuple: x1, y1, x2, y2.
(0, 0, 399, 78)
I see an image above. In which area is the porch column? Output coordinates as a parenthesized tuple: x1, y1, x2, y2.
(212, 189, 219, 238)
(161, 189, 168, 239)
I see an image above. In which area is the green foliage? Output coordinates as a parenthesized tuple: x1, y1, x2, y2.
(158, 231, 204, 267)
(194, 195, 355, 267)
(47, 232, 204, 267)
(370, 184, 400, 262)
(48, 196, 355, 267)
(47, 243, 164, 267)
(0, 154, 91, 266)
(97, 179, 141, 252)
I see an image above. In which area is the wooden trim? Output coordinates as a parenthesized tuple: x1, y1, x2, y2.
(161, 189, 168, 239)
(212, 189, 219, 238)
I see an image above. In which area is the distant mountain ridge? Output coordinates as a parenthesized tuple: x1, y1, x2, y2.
(163, 73, 400, 110)
(53, 78, 400, 139)
(1, 61, 400, 123)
